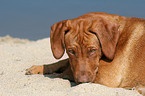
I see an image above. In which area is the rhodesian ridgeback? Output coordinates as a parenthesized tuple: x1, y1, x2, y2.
(26, 12, 145, 95)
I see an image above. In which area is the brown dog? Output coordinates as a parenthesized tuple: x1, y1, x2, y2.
(26, 12, 145, 95)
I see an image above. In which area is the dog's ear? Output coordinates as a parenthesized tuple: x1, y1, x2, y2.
(50, 20, 68, 59)
(90, 19, 120, 60)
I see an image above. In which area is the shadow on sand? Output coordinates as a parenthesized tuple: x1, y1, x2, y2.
(43, 74, 77, 87)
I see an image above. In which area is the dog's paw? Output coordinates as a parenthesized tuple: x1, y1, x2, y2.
(25, 65, 44, 75)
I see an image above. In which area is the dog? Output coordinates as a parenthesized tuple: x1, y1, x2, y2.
(26, 12, 145, 95)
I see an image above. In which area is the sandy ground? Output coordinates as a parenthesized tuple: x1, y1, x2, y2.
(0, 36, 142, 96)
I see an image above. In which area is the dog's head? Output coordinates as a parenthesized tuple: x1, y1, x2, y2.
(50, 15, 119, 84)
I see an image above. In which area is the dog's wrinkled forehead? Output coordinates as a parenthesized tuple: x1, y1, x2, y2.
(66, 19, 95, 32)
(64, 19, 100, 46)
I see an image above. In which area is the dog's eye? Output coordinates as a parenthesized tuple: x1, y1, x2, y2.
(89, 49, 97, 55)
(68, 49, 75, 55)
(90, 49, 97, 52)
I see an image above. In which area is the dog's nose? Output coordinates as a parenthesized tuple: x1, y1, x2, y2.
(76, 71, 91, 83)
(77, 75, 90, 83)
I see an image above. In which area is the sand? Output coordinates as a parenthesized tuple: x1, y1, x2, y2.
(0, 36, 142, 96)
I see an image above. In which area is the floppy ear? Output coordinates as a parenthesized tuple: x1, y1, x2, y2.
(50, 20, 68, 59)
(90, 19, 120, 60)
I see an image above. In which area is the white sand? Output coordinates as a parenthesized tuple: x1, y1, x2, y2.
(0, 36, 142, 96)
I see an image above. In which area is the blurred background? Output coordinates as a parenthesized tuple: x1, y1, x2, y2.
(0, 0, 145, 40)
